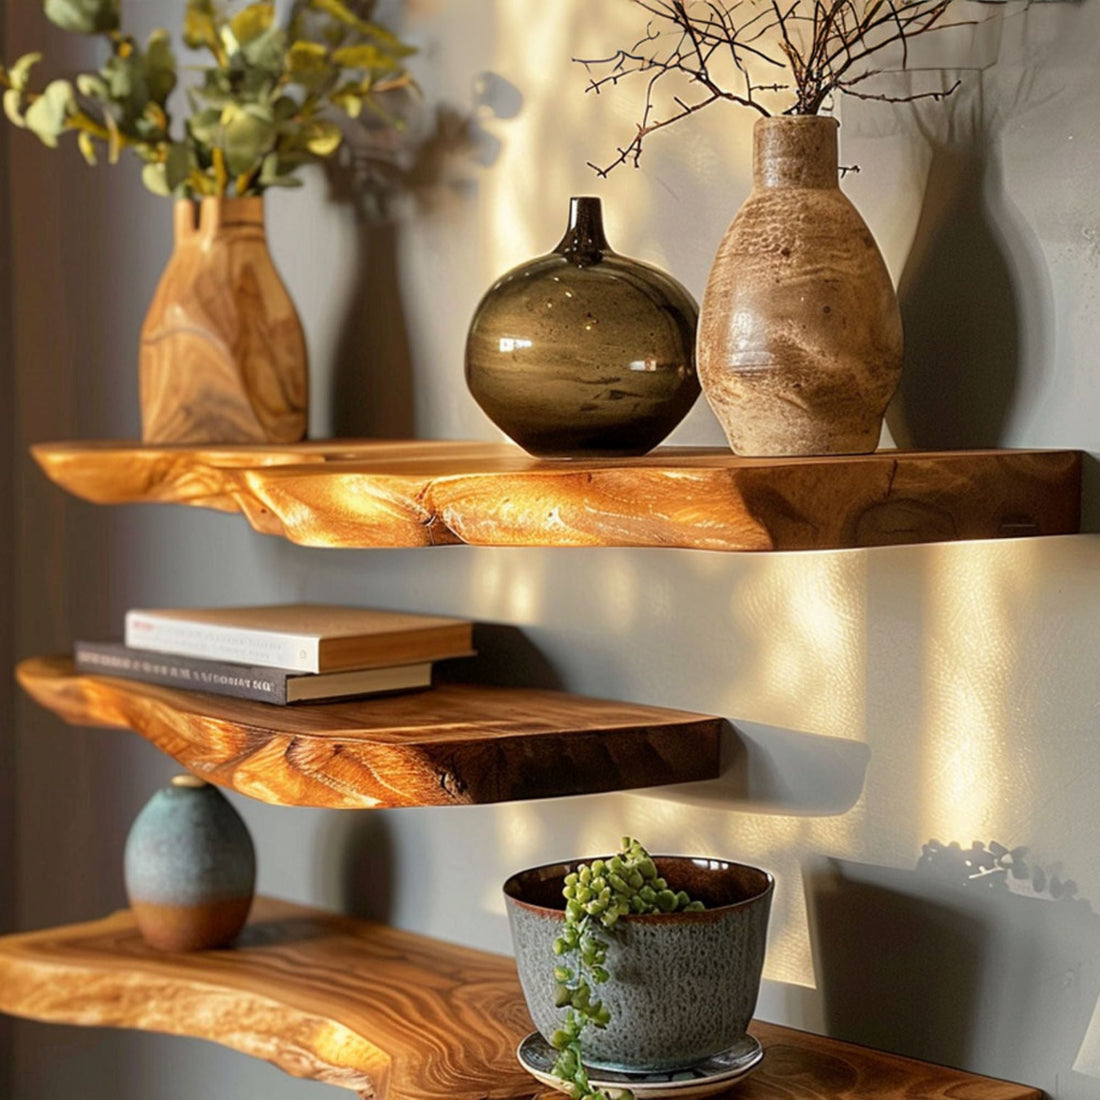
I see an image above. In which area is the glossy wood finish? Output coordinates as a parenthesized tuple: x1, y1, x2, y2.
(0, 897, 534, 1100)
(140, 198, 308, 445)
(17, 657, 723, 809)
(31, 440, 1082, 552)
(0, 899, 1042, 1100)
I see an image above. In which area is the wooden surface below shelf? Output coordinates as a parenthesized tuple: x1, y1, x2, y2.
(16, 656, 723, 809)
(31, 439, 1083, 552)
(0, 898, 1043, 1100)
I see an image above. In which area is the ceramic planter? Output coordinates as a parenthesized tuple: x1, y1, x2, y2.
(504, 856, 773, 1072)
(124, 775, 256, 952)
(698, 116, 903, 456)
(140, 196, 308, 445)
(466, 197, 700, 458)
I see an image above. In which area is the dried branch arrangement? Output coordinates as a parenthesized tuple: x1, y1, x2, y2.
(577, 0, 970, 174)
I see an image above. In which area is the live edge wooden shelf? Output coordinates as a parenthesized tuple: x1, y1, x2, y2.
(31, 440, 1082, 553)
(0, 897, 1041, 1100)
(16, 657, 723, 809)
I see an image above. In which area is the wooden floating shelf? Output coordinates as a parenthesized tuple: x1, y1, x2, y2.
(0, 898, 1042, 1100)
(17, 657, 723, 809)
(31, 439, 1082, 553)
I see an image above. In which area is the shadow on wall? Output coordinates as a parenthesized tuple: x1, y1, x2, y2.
(890, 78, 1052, 451)
(323, 88, 513, 438)
(653, 721, 871, 818)
(805, 852, 1100, 1098)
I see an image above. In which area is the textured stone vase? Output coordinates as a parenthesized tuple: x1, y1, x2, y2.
(124, 775, 256, 952)
(140, 196, 308, 445)
(504, 856, 773, 1072)
(698, 116, 903, 456)
(466, 197, 700, 458)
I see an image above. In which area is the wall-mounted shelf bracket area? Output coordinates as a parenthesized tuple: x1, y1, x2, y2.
(32, 440, 1083, 552)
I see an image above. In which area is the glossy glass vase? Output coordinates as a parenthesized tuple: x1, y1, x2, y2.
(140, 196, 309, 445)
(465, 197, 700, 458)
(698, 117, 903, 456)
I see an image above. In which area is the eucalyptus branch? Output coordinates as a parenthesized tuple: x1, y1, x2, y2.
(577, 0, 976, 172)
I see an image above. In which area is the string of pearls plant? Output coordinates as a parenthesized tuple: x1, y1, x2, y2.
(550, 838, 705, 1100)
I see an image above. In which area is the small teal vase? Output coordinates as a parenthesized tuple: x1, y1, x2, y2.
(124, 775, 256, 952)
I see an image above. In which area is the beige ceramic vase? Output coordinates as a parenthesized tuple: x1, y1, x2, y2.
(698, 116, 902, 456)
(140, 196, 308, 445)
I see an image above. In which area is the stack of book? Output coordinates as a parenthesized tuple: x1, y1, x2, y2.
(75, 605, 476, 706)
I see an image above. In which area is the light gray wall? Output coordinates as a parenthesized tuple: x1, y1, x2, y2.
(7, 2, 1100, 1098)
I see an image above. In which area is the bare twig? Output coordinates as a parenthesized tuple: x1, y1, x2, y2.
(576, 0, 975, 172)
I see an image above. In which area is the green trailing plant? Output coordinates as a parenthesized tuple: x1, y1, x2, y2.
(550, 837, 705, 1100)
(0, 0, 415, 197)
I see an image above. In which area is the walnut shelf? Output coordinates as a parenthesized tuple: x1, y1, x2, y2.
(32, 440, 1082, 553)
(17, 657, 723, 809)
(0, 898, 1041, 1100)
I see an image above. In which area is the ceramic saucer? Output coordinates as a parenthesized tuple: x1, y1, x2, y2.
(517, 1032, 764, 1099)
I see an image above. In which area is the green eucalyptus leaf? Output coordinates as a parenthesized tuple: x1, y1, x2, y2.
(331, 43, 391, 74)
(230, 2, 274, 45)
(145, 30, 178, 105)
(76, 72, 109, 99)
(44, 0, 120, 35)
(3, 89, 26, 128)
(308, 0, 371, 33)
(9, 53, 43, 93)
(141, 161, 171, 195)
(164, 142, 191, 191)
(220, 101, 275, 176)
(259, 153, 302, 188)
(240, 25, 286, 71)
(24, 79, 75, 147)
(303, 117, 341, 156)
(188, 105, 222, 144)
(183, 0, 220, 53)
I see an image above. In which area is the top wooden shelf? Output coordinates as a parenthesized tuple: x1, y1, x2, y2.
(32, 440, 1082, 553)
(0, 897, 1041, 1100)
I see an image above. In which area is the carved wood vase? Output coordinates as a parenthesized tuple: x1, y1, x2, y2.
(140, 196, 308, 445)
(698, 116, 903, 456)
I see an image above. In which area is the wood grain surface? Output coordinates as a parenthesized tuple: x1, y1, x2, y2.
(140, 198, 308, 446)
(0, 899, 1042, 1100)
(17, 657, 723, 809)
(31, 440, 1082, 552)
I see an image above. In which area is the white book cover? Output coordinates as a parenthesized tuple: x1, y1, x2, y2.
(125, 611, 322, 672)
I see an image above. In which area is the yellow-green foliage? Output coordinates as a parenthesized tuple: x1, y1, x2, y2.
(1, 0, 415, 196)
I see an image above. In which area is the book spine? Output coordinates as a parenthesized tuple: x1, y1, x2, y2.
(75, 643, 290, 704)
(124, 612, 320, 672)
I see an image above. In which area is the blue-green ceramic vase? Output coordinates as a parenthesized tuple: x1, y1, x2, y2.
(124, 775, 256, 952)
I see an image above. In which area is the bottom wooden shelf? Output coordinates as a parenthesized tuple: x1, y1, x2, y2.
(0, 899, 1041, 1100)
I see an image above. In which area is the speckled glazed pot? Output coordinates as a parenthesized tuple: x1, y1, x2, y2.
(504, 856, 773, 1072)
(124, 775, 256, 952)
(698, 116, 903, 456)
(465, 196, 700, 458)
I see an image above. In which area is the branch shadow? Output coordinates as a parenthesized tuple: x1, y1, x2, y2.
(805, 854, 1100, 1093)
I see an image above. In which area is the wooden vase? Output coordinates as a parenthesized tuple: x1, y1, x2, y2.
(698, 116, 903, 456)
(140, 196, 308, 445)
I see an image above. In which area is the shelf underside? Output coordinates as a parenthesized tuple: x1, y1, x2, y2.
(17, 657, 723, 809)
(0, 898, 1042, 1100)
(31, 440, 1083, 552)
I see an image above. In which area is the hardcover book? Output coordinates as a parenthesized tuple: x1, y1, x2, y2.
(75, 641, 435, 705)
(123, 604, 476, 673)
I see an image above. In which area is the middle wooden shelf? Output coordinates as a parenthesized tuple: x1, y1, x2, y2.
(17, 657, 723, 809)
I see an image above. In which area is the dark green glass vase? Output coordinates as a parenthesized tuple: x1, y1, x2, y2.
(465, 197, 700, 458)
